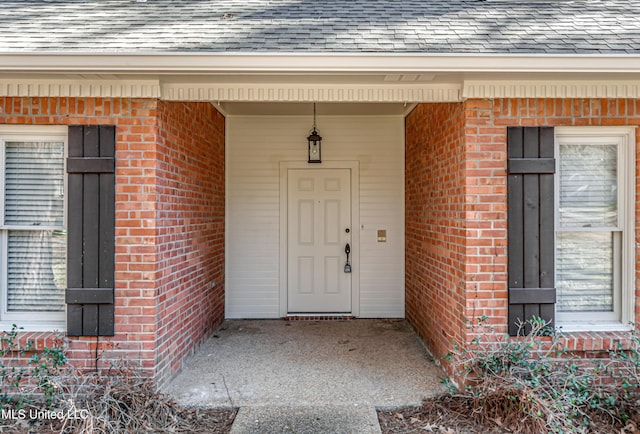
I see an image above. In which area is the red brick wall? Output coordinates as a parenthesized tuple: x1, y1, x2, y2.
(407, 98, 640, 373)
(154, 101, 225, 385)
(460, 99, 510, 340)
(1, 97, 161, 376)
(405, 102, 467, 362)
(463, 98, 640, 348)
(0, 97, 225, 387)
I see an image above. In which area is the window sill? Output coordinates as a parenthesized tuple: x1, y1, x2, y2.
(556, 322, 633, 333)
(553, 328, 636, 352)
(0, 323, 66, 352)
(0, 321, 65, 333)
(0, 330, 66, 352)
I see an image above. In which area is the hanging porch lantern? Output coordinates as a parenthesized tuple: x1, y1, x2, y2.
(307, 102, 322, 163)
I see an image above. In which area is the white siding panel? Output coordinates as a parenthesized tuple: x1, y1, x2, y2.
(226, 115, 404, 318)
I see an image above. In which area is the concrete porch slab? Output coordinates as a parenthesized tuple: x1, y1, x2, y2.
(229, 405, 382, 434)
(164, 319, 446, 409)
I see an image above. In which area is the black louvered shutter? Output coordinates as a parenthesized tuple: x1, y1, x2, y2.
(507, 126, 556, 336)
(66, 126, 115, 336)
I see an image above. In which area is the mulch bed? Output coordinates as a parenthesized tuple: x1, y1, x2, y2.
(378, 396, 503, 434)
(0, 407, 237, 433)
(378, 395, 640, 434)
(5, 398, 639, 433)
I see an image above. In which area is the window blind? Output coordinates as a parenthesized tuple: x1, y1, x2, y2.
(3, 141, 66, 313)
(558, 144, 617, 227)
(556, 231, 613, 312)
(7, 231, 66, 312)
(557, 143, 617, 313)
(4, 141, 65, 226)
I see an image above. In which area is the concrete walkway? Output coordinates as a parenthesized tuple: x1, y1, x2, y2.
(165, 319, 446, 433)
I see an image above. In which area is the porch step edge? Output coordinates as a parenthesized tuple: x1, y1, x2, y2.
(285, 314, 354, 321)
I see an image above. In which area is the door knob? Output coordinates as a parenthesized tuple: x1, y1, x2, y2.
(344, 243, 352, 273)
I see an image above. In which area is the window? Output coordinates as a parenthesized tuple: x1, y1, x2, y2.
(555, 127, 635, 329)
(0, 126, 67, 330)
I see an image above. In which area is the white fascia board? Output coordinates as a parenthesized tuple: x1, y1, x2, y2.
(1, 53, 640, 74)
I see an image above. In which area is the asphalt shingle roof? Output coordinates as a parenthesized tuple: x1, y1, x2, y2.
(1, 0, 639, 54)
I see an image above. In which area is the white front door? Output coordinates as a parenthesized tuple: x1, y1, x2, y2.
(287, 169, 352, 313)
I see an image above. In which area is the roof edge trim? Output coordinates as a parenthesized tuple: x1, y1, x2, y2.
(1, 53, 640, 74)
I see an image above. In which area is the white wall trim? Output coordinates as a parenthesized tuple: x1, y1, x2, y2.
(224, 113, 231, 319)
(279, 161, 361, 317)
(463, 81, 640, 99)
(0, 79, 161, 98)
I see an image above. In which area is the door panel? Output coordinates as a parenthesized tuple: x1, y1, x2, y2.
(288, 169, 351, 313)
(324, 256, 341, 294)
(324, 200, 341, 245)
(297, 257, 314, 294)
(297, 200, 315, 245)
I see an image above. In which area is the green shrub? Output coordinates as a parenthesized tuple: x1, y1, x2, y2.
(0, 324, 67, 409)
(444, 317, 640, 433)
